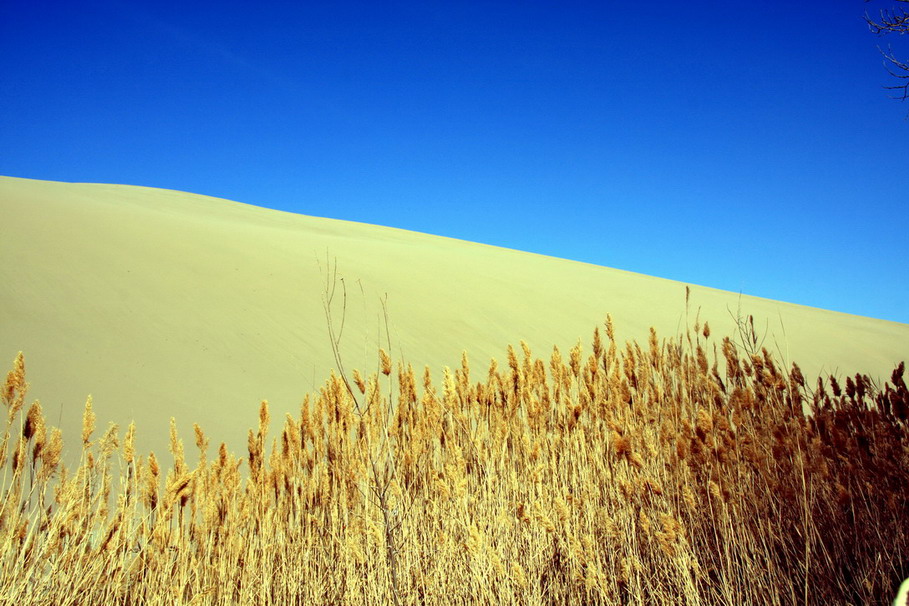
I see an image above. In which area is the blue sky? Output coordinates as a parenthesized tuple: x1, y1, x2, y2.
(2, 1, 907, 323)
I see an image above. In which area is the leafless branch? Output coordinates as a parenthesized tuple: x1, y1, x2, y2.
(317, 258, 403, 605)
(866, 0, 909, 103)
(865, 0, 909, 35)
(319, 253, 363, 413)
(883, 48, 909, 100)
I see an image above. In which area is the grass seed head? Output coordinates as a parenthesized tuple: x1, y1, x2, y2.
(379, 349, 392, 376)
(81, 395, 96, 446)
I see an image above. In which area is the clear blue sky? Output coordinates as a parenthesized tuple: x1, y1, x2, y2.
(2, 1, 907, 323)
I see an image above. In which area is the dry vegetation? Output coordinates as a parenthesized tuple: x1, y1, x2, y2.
(1, 313, 907, 605)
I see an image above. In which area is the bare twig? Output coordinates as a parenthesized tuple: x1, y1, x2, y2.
(319, 254, 362, 413)
(318, 257, 403, 605)
(866, 0, 909, 104)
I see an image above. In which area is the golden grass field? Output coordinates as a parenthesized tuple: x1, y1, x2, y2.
(1, 317, 907, 604)
(1, 177, 908, 603)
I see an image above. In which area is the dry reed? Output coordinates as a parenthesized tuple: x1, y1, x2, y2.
(0, 317, 906, 605)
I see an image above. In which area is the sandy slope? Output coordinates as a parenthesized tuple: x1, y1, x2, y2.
(2, 176, 907, 461)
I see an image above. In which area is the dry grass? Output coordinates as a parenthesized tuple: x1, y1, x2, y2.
(0, 314, 907, 605)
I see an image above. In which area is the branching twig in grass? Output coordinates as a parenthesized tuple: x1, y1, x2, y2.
(319, 257, 402, 606)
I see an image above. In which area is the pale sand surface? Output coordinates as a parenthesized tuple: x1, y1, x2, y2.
(2, 176, 907, 462)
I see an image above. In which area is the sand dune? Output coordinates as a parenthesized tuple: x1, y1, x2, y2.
(2, 176, 907, 461)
